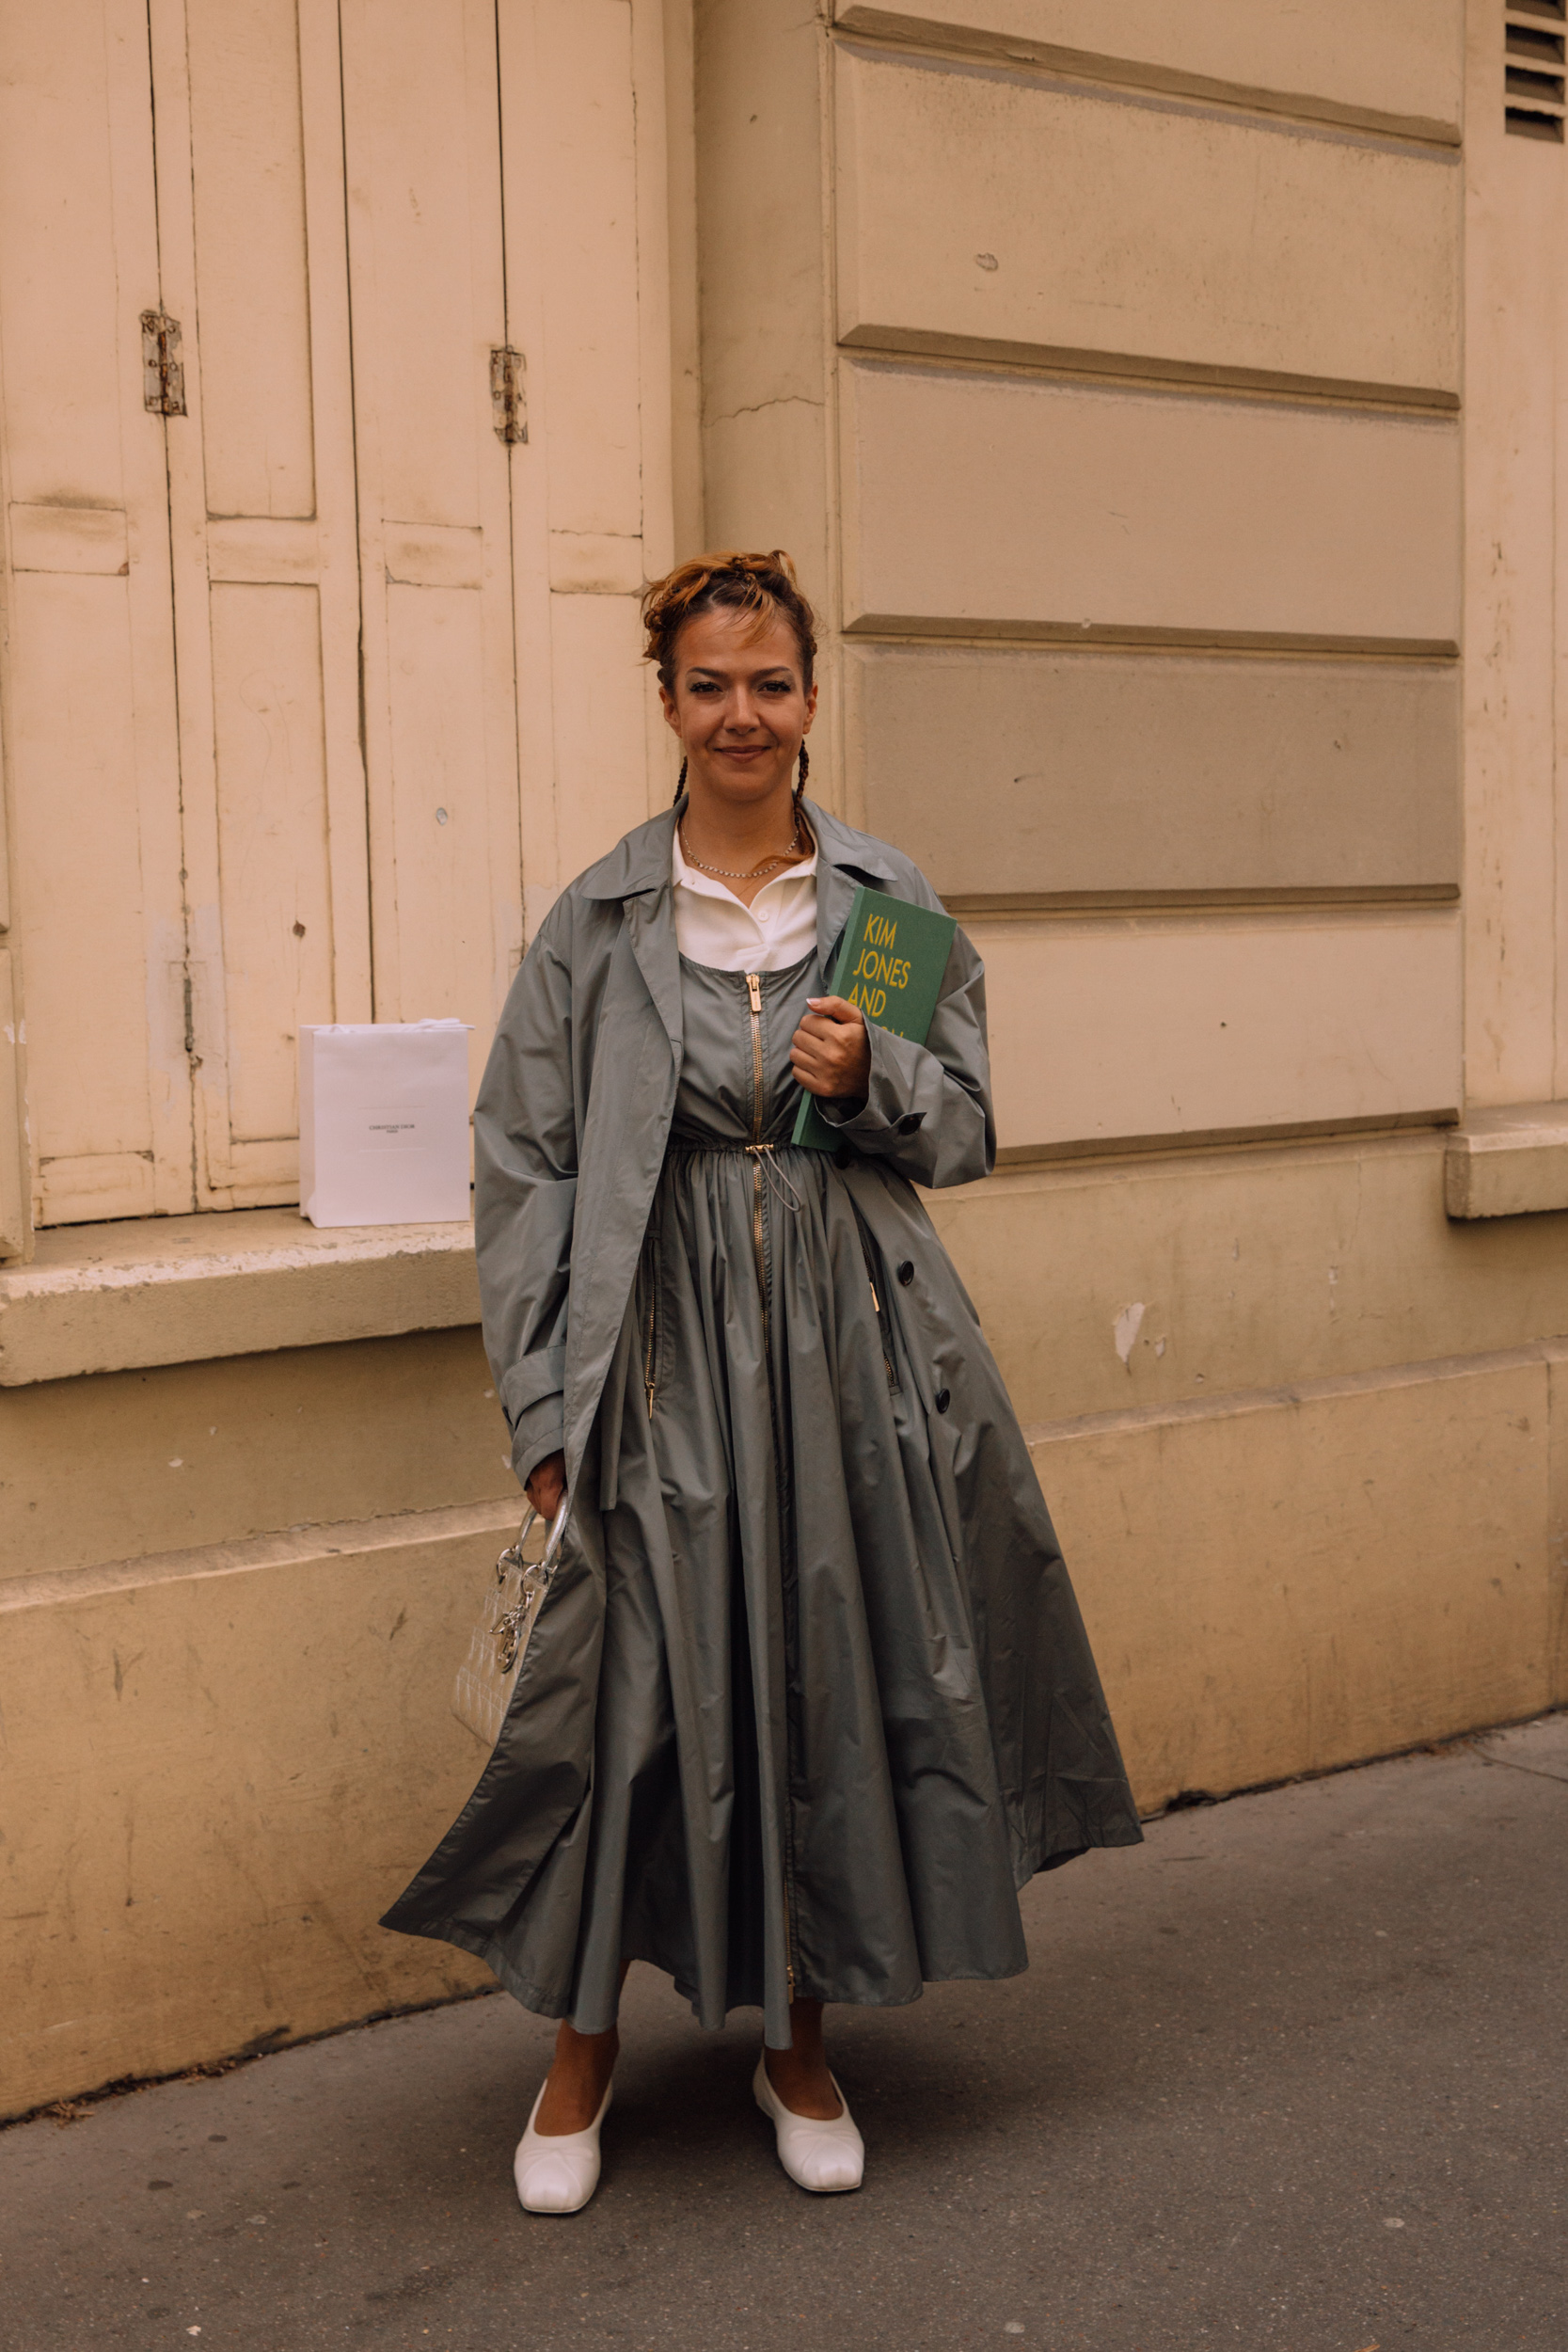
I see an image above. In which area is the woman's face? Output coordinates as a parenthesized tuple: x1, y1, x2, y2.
(660, 605, 816, 810)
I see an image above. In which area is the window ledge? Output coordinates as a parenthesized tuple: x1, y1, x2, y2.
(0, 1207, 479, 1387)
(1445, 1103, 1568, 1219)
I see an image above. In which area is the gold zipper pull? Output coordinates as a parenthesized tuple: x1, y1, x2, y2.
(869, 1277, 881, 1314)
(747, 971, 763, 1014)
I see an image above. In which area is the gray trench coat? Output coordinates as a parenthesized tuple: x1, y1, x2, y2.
(383, 801, 1142, 2031)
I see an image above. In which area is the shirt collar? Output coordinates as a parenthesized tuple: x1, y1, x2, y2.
(671, 823, 817, 907)
(576, 798, 895, 902)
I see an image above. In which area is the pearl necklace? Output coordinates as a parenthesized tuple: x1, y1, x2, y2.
(678, 814, 806, 882)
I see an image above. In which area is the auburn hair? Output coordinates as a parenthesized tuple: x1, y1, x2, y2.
(641, 549, 817, 693)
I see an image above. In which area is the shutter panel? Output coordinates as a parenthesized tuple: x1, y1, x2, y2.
(0, 1, 192, 1225)
(0, 0, 667, 1235)
(498, 0, 673, 930)
(149, 0, 371, 1206)
(341, 0, 523, 1102)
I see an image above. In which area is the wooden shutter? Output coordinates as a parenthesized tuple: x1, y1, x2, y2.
(0, 0, 670, 1236)
(149, 0, 372, 1207)
(340, 0, 523, 1104)
(0, 1, 192, 1226)
(499, 0, 669, 916)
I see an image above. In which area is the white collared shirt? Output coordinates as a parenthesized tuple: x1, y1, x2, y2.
(672, 825, 819, 973)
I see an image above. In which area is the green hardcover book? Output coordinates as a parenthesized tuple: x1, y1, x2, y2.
(791, 885, 958, 1151)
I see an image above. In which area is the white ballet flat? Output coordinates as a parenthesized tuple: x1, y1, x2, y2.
(752, 2056, 864, 2193)
(513, 2076, 613, 2214)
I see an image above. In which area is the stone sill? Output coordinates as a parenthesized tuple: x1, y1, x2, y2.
(0, 1207, 479, 1388)
(1445, 1103, 1568, 1219)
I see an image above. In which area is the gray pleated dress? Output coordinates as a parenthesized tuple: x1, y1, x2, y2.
(382, 803, 1143, 2052)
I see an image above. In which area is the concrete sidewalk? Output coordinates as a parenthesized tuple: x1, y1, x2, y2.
(4, 1717, 1565, 2352)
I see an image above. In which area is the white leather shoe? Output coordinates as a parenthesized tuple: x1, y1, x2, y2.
(752, 2056, 864, 2192)
(513, 2076, 613, 2214)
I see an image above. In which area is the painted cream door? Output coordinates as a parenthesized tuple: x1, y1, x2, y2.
(1, 0, 664, 1232)
(499, 0, 670, 934)
(339, 0, 523, 1108)
(149, 0, 372, 1208)
(152, 0, 522, 1201)
(0, 2, 193, 1229)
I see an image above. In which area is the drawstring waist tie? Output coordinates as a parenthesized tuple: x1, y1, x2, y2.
(666, 1136, 807, 1215)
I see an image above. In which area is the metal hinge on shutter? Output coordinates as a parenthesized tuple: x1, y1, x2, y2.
(1506, 0, 1566, 140)
(140, 309, 187, 415)
(489, 345, 527, 444)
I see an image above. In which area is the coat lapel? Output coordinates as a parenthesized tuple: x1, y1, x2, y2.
(579, 805, 684, 1055)
(624, 887, 684, 1057)
(561, 812, 684, 1488)
(808, 799, 899, 979)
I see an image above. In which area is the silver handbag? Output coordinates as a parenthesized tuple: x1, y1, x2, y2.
(451, 1495, 571, 1747)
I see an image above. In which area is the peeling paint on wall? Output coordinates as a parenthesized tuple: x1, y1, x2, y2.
(1114, 1300, 1147, 1367)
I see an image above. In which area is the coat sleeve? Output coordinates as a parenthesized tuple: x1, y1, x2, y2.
(818, 922, 996, 1188)
(473, 900, 579, 1488)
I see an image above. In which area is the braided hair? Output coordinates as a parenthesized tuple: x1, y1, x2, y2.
(641, 549, 817, 806)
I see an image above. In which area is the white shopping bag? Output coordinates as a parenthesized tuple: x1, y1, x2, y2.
(298, 1021, 474, 1228)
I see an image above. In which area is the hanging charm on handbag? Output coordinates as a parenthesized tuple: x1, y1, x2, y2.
(451, 1494, 571, 1747)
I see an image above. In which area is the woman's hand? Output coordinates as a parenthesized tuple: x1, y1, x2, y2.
(790, 996, 871, 1105)
(526, 1451, 566, 1520)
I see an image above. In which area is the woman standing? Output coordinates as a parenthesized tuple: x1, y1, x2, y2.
(384, 551, 1142, 2212)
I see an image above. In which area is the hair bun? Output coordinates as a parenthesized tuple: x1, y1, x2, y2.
(641, 550, 817, 693)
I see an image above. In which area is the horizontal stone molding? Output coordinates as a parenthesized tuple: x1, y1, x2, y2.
(836, 44, 1459, 402)
(837, 324, 1462, 415)
(840, 361, 1461, 650)
(993, 1107, 1456, 1169)
(0, 1492, 519, 1617)
(832, 4, 1464, 146)
(845, 616, 1461, 660)
(950, 890, 1462, 915)
(0, 1206, 480, 1387)
(846, 644, 1460, 900)
(972, 906, 1461, 1156)
(1021, 1334, 1568, 1452)
(1446, 1104, 1568, 1220)
(0, 1321, 507, 1587)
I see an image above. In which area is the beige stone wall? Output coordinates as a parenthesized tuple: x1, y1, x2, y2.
(688, 0, 1564, 1862)
(5, 0, 1568, 2116)
(9, 1136, 1568, 2116)
(5, 1502, 505, 2114)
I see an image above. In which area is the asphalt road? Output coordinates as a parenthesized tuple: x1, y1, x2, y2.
(4, 1715, 1564, 2352)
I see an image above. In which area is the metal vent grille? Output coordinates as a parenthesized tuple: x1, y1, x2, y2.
(1507, 0, 1566, 139)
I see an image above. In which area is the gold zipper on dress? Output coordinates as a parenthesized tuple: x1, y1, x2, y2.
(641, 1262, 657, 1419)
(745, 972, 769, 1347)
(746, 969, 800, 2005)
(746, 971, 764, 1117)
